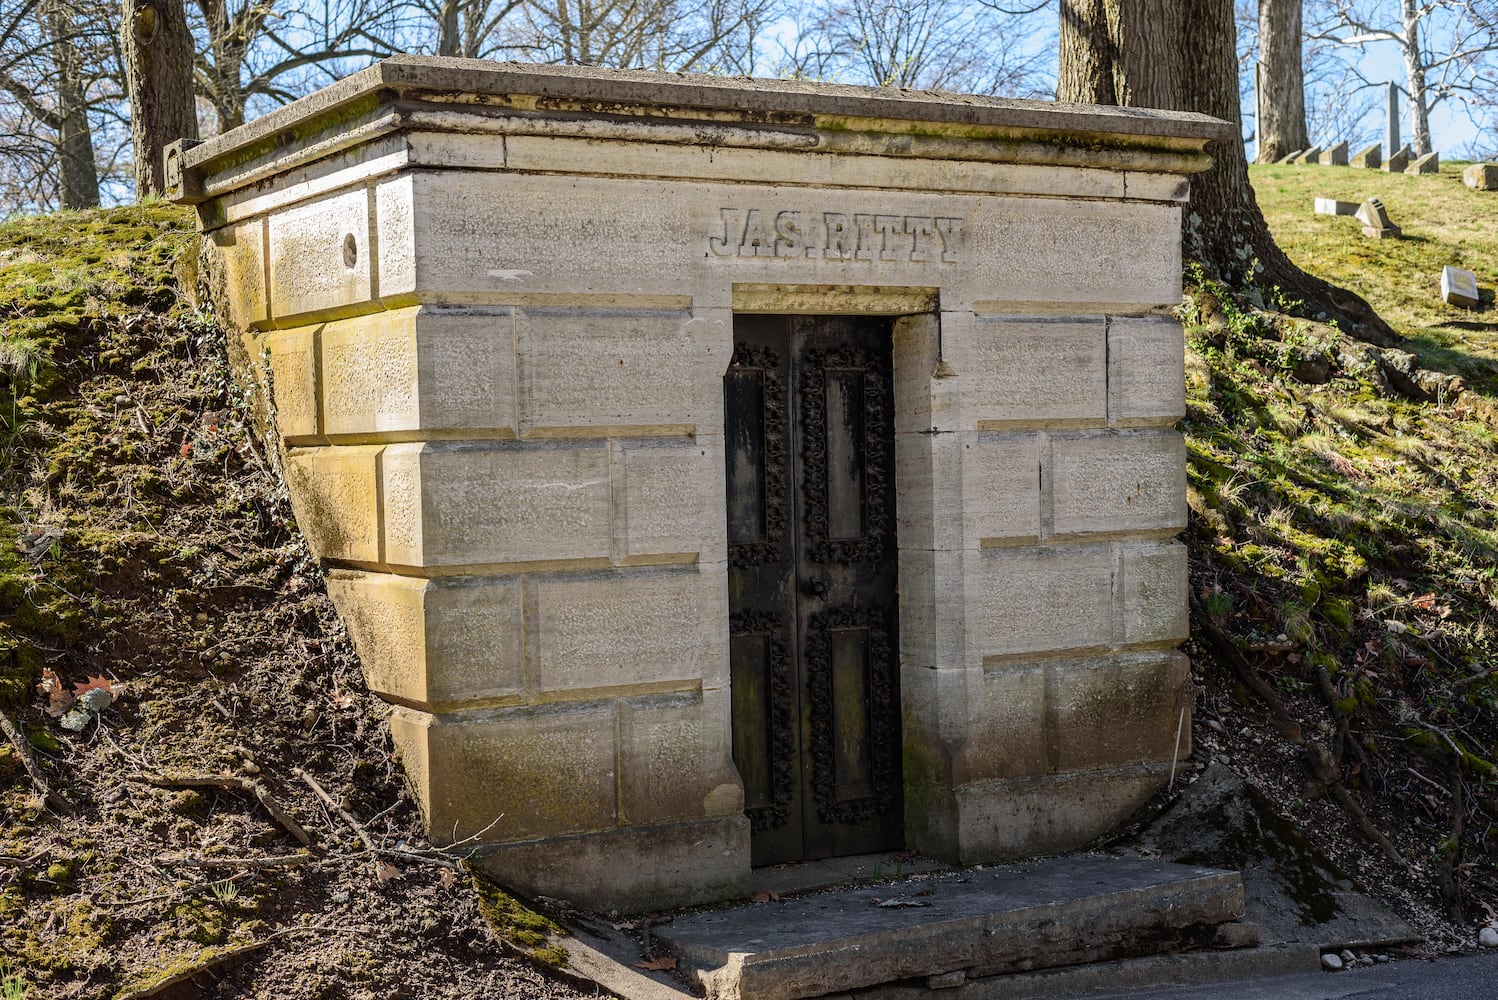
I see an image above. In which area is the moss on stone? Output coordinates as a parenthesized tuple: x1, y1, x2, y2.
(467, 866, 569, 968)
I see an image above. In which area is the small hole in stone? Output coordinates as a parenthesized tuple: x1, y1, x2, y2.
(342, 233, 358, 269)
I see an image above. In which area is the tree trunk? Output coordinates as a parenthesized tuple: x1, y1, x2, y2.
(121, 0, 199, 198)
(1256, 0, 1308, 163)
(46, 0, 101, 208)
(1401, 0, 1433, 156)
(1057, 0, 1175, 108)
(438, 0, 461, 55)
(1058, 0, 1397, 345)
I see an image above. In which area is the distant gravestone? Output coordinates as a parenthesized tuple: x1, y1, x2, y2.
(1295, 146, 1323, 164)
(1409, 151, 1439, 174)
(1383, 145, 1412, 172)
(1442, 266, 1480, 308)
(1351, 144, 1381, 169)
(1320, 142, 1349, 166)
(1356, 198, 1401, 239)
(1278, 149, 1304, 164)
(1314, 198, 1359, 216)
(1463, 163, 1498, 190)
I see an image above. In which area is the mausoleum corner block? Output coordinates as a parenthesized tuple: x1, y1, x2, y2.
(174, 56, 1232, 914)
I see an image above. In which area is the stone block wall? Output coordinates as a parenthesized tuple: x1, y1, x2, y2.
(173, 57, 1228, 912)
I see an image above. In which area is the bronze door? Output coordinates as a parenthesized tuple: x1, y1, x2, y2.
(725, 314, 903, 866)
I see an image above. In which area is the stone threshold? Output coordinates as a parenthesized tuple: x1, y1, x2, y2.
(555, 854, 1258, 1000)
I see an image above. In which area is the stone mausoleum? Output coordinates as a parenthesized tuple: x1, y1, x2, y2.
(169, 57, 1232, 913)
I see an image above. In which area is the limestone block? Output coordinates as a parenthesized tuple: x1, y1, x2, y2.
(1383, 146, 1412, 173)
(284, 445, 382, 563)
(1118, 540, 1189, 647)
(403, 171, 1183, 313)
(376, 174, 416, 301)
(208, 219, 267, 328)
(948, 765, 1165, 863)
(1464, 163, 1498, 191)
(618, 688, 744, 827)
(1351, 144, 1381, 169)
(1313, 198, 1359, 216)
(325, 570, 523, 709)
(532, 567, 728, 694)
(1319, 142, 1348, 166)
(261, 329, 319, 441)
(379, 442, 612, 568)
(267, 187, 371, 321)
(1049, 430, 1186, 538)
(612, 437, 727, 563)
(961, 662, 1048, 783)
(517, 308, 730, 434)
(1356, 198, 1401, 239)
(1047, 652, 1191, 772)
(968, 544, 1113, 660)
(1108, 317, 1186, 427)
(473, 815, 751, 913)
(1409, 151, 1439, 174)
(944, 314, 1107, 429)
(895, 429, 965, 552)
(892, 313, 958, 434)
(1293, 147, 1321, 164)
(963, 433, 1042, 546)
(320, 307, 517, 438)
(896, 548, 967, 669)
(390, 702, 616, 844)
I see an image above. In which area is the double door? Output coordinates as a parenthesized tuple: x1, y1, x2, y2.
(725, 314, 903, 866)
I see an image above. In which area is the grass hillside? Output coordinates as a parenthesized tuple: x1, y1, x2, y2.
(1183, 162, 1498, 939)
(0, 207, 580, 1000)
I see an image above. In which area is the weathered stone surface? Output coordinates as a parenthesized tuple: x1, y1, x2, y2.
(963, 433, 1042, 545)
(324, 571, 523, 709)
(659, 856, 1244, 1000)
(473, 815, 751, 913)
(1293, 147, 1322, 164)
(517, 309, 730, 434)
(1049, 430, 1187, 538)
(261, 329, 319, 440)
(283, 446, 382, 562)
(964, 662, 1048, 781)
(1442, 265, 1481, 308)
(531, 567, 727, 693)
(1118, 540, 1190, 646)
(1409, 151, 1439, 174)
(1126, 764, 1420, 949)
(1384, 145, 1412, 172)
(1319, 142, 1348, 166)
(945, 314, 1107, 428)
(1107, 317, 1186, 427)
(968, 545, 1114, 659)
(1350, 143, 1381, 169)
(319, 307, 518, 438)
(1464, 163, 1498, 190)
(1047, 651, 1190, 772)
(380, 442, 612, 568)
(1356, 197, 1401, 239)
(617, 688, 743, 827)
(209, 219, 267, 328)
(612, 437, 727, 563)
(266, 187, 371, 321)
(391, 702, 618, 844)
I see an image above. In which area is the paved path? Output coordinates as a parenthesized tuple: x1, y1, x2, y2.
(1087, 951, 1498, 1000)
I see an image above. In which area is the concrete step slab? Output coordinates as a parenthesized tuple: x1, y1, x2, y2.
(657, 855, 1245, 1000)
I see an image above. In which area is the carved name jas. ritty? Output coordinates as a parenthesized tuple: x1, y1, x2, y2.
(708, 208, 963, 263)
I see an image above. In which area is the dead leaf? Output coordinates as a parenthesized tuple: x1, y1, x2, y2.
(37, 669, 75, 717)
(74, 675, 122, 702)
(438, 868, 456, 889)
(180, 442, 193, 457)
(751, 890, 780, 903)
(375, 860, 402, 881)
(329, 689, 354, 710)
(636, 956, 677, 971)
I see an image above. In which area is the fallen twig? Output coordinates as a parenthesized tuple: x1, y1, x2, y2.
(295, 767, 374, 851)
(0, 708, 76, 815)
(132, 772, 313, 847)
(157, 853, 315, 870)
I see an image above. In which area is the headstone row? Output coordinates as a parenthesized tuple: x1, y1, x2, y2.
(1276, 143, 1438, 174)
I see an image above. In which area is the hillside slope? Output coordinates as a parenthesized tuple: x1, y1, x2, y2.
(0, 207, 581, 1000)
(1180, 162, 1498, 943)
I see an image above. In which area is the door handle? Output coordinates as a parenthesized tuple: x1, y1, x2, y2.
(807, 577, 829, 597)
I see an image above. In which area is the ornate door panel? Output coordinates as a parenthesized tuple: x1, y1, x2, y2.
(725, 314, 902, 866)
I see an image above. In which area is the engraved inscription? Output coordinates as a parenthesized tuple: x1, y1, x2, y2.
(708, 208, 963, 263)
